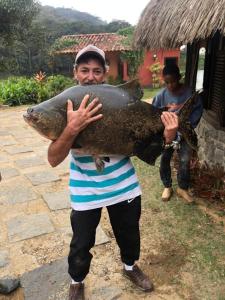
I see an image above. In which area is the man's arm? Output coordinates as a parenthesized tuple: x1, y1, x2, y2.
(48, 95, 102, 167)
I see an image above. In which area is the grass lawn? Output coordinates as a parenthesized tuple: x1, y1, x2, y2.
(132, 157, 225, 299)
(143, 87, 161, 100)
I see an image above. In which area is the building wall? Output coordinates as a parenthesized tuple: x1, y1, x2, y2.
(105, 52, 120, 80)
(138, 49, 180, 87)
(105, 49, 180, 85)
(196, 112, 225, 169)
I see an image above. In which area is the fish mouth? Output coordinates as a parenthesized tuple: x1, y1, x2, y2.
(23, 112, 39, 125)
(23, 110, 59, 141)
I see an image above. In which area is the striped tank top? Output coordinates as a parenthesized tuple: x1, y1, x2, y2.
(69, 151, 141, 211)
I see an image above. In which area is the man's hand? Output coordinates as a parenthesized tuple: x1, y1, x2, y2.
(66, 95, 103, 135)
(161, 111, 178, 144)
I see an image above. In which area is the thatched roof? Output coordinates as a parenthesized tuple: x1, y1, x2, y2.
(134, 0, 225, 49)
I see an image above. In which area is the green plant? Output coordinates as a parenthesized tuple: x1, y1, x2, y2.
(148, 62, 163, 88)
(0, 75, 74, 106)
(117, 26, 144, 79)
(45, 75, 74, 97)
(120, 50, 144, 79)
(0, 77, 40, 105)
(50, 38, 77, 53)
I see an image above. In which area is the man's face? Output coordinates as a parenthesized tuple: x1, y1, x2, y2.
(74, 59, 106, 85)
(163, 74, 180, 93)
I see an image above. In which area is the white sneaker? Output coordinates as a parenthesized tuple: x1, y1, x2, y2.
(161, 187, 173, 202)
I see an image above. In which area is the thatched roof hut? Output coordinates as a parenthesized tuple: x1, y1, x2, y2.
(134, 0, 225, 169)
(134, 0, 225, 49)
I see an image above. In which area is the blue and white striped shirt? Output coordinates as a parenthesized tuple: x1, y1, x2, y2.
(69, 151, 141, 211)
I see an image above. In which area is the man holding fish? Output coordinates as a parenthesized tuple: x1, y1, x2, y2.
(47, 45, 178, 300)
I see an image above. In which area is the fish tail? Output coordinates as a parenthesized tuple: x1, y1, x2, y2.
(178, 92, 200, 151)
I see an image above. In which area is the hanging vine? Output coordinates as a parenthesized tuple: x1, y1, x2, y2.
(117, 27, 144, 79)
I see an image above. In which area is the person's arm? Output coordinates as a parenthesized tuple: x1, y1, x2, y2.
(48, 95, 102, 167)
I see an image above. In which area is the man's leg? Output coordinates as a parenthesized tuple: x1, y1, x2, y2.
(107, 197, 141, 265)
(68, 208, 101, 300)
(107, 197, 153, 292)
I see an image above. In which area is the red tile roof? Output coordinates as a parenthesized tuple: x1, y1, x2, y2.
(58, 33, 132, 54)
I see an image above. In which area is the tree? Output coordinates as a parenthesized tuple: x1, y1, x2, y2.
(106, 20, 131, 33)
(118, 26, 144, 79)
(0, 0, 39, 42)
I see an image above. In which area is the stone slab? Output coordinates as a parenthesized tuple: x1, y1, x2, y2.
(0, 155, 8, 163)
(0, 277, 20, 294)
(54, 159, 70, 175)
(21, 257, 69, 300)
(0, 184, 37, 204)
(15, 156, 46, 169)
(0, 167, 20, 179)
(0, 250, 9, 268)
(0, 136, 17, 146)
(42, 190, 70, 210)
(21, 257, 122, 300)
(95, 225, 110, 246)
(7, 213, 54, 242)
(4, 145, 33, 155)
(0, 130, 10, 136)
(25, 171, 60, 186)
(58, 224, 110, 247)
(89, 286, 123, 300)
(11, 130, 34, 138)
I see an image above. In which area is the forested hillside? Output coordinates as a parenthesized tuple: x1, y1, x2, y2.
(36, 5, 106, 26)
(0, 2, 131, 77)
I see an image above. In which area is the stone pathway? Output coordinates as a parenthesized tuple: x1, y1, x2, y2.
(0, 106, 190, 300)
(0, 106, 111, 299)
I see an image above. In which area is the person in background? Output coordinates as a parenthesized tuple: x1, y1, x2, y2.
(48, 45, 178, 300)
(152, 63, 203, 203)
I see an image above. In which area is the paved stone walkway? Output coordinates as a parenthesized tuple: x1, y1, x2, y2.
(0, 105, 187, 300)
(0, 106, 110, 299)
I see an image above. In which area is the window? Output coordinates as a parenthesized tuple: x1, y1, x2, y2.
(195, 47, 206, 90)
(164, 57, 178, 66)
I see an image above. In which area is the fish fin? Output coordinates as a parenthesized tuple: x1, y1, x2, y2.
(117, 79, 143, 101)
(179, 122, 198, 151)
(178, 91, 200, 120)
(178, 92, 200, 151)
(94, 156, 105, 172)
(135, 135, 164, 165)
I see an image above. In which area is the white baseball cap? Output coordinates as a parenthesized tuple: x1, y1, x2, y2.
(75, 44, 106, 65)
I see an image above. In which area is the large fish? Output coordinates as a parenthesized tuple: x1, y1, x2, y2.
(23, 80, 198, 170)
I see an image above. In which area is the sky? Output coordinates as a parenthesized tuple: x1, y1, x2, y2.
(39, 0, 150, 25)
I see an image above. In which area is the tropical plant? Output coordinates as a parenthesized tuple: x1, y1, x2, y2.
(148, 62, 163, 88)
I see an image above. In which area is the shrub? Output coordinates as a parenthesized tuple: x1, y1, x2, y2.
(45, 75, 74, 98)
(0, 77, 40, 105)
(0, 75, 74, 106)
